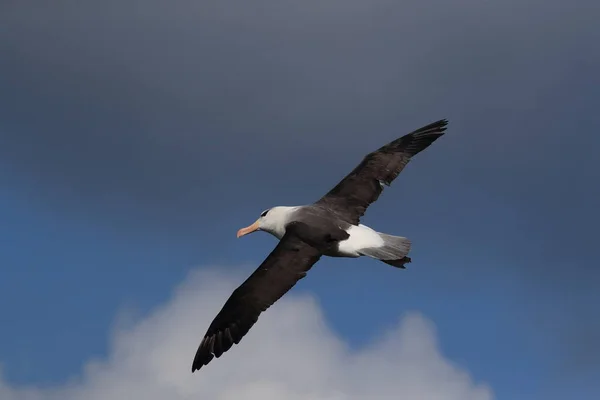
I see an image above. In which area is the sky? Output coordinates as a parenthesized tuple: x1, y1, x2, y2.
(1, 1, 599, 399)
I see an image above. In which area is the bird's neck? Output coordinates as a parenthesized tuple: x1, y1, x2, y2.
(264, 206, 301, 240)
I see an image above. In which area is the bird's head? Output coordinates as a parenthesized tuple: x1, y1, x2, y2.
(236, 206, 295, 239)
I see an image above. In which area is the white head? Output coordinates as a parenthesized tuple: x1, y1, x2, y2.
(236, 206, 298, 240)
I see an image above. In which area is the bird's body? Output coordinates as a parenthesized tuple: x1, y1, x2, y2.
(191, 119, 449, 372)
(256, 204, 410, 263)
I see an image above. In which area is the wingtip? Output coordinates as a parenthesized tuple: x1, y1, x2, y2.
(191, 357, 207, 373)
(408, 118, 448, 137)
(433, 118, 449, 130)
(412, 118, 449, 135)
(191, 347, 207, 373)
(191, 353, 211, 373)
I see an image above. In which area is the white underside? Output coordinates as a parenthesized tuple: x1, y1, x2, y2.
(337, 224, 385, 257)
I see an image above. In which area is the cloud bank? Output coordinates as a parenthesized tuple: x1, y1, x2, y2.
(0, 268, 492, 400)
(2, 0, 598, 222)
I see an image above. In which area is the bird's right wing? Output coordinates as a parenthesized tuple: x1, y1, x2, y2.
(316, 119, 448, 225)
(191, 224, 323, 372)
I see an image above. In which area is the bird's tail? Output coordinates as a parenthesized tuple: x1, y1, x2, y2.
(358, 233, 412, 269)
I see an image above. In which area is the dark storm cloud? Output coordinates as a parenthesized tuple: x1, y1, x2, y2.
(1, 0, 599, 381)
(1, 0, 597, 218)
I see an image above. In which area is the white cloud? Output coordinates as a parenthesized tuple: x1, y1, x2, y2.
(0, 267, 493, 400)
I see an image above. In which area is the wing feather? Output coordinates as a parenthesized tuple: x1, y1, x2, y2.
(316, 119, 448, 224)
(191, 226, 323, 372)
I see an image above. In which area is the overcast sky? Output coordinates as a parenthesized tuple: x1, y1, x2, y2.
(1, 1, 599, 399)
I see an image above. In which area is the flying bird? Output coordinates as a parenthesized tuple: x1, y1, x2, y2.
(192, 119, 448, 372)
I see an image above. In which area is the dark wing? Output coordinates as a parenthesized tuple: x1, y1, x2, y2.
(315, 119, 448, 225)
(191, 225, 323, 372)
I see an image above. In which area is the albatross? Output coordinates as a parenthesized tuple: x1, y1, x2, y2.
(191, 119, 449, 372)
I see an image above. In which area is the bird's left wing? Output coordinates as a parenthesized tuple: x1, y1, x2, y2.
(315, 119, 448, 225)
(191, 225, 323, 372)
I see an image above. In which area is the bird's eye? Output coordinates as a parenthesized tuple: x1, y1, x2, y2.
(260, 209, 269, 218)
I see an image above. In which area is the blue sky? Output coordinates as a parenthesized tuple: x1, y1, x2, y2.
(1, 1, 599, 399)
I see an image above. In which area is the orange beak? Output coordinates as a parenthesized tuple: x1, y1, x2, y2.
(236, 220, 260, 238)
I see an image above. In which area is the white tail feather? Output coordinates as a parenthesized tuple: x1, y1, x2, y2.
(358, 232, 411, 260)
